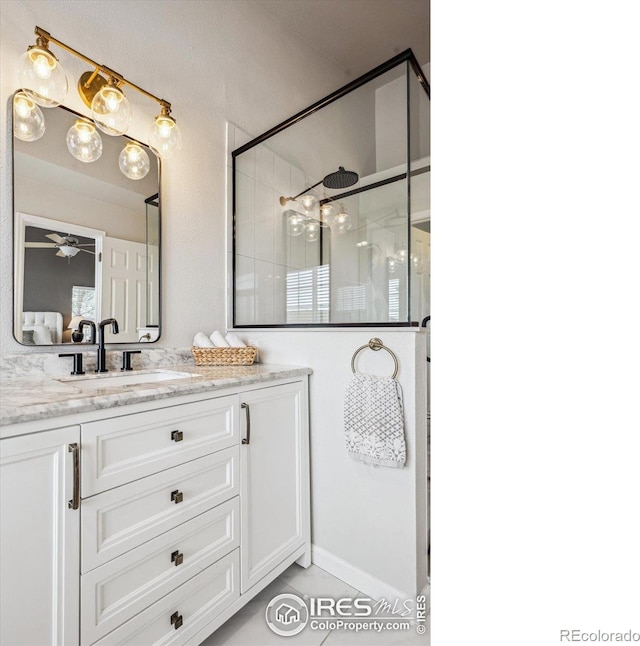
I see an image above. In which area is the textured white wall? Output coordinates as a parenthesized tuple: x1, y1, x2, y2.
(245, 329, 428, 597)
(0, 0, 348, 354)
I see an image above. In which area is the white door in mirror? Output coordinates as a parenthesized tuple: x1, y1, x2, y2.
(101, 237, 149, 343)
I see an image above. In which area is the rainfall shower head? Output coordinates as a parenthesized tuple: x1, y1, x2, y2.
(279, 166, 359, 206)
(322, 166, 359, 190)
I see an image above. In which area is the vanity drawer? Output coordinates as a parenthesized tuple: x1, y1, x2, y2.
(82, 447, 238, 572)
(81, 497, 239, 644)
(92, 549, 239, 646)
(82, 394, 239, 496)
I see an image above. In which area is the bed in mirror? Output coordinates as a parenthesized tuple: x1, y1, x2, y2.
(12, 99, 161, 345)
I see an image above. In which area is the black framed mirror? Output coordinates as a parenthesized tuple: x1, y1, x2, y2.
(12, 98, 161, 345)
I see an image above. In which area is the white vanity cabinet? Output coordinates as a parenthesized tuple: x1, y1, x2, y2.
(0, 426, 80, 646)
(240, 380, 310, 592)
(0, 373, 310, 646)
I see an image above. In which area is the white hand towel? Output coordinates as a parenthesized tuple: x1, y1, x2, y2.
(193, 332, 215, 348)
(344, 374, 406, 468)
(210, 330, 230, 347)
(225, 333, 246, 348)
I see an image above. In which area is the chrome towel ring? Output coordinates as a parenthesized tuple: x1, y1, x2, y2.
(351, 337, 399, 379)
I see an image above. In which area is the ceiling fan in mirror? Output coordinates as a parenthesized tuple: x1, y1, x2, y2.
(25, 232, 95, 260)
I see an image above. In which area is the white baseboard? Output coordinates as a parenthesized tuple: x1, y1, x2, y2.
(311, 544, 413, 602)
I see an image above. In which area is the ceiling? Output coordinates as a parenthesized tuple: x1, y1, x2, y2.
(254, 0, 429, 79)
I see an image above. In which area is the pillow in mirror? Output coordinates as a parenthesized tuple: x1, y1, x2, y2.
(23, 325, 53, 345)
(22, 329, 35, 345)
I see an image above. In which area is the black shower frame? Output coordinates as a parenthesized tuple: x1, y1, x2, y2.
(231, 48, 430, 329)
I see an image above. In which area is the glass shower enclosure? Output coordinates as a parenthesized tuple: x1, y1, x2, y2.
(232, 50, 430, 327)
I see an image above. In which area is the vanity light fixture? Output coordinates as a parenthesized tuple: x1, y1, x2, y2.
(66, 118, 103, 163)
(17, 26, 182, 165)
(281, 169, 358, 240)
(90, 78, 132, 136)
(319, 202, 334, 220)
(279, 167, 359, 207)
(119, 142, 150, 180)
(304, 220, 321, 243)
(394, 245, 409, 264)
(17, 31, 68, 107)
(392, 245, 424, 273)
(333, 204, 352, 234)
(300, 193, 317, 209)
(149, 105, 182, 159)
(12, 91, 45, 142)
(286, 211, 306, 237)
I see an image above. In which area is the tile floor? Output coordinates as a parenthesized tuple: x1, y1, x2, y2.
(200, 563, 430, 646)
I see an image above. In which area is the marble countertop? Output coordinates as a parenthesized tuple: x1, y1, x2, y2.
(0, 363, 312, 428)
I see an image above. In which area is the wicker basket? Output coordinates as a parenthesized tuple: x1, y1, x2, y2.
(191, 346, 257, 366)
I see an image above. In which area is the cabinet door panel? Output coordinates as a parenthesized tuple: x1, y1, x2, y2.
(241, 381, 308, 592)
(82, 447, 238, 572)
(0, 426, 80, 646)
(83, 394, 239, 496)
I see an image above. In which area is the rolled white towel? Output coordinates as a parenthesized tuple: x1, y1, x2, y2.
(210, 330, 230, 347)
(225, 333, 246, 348)
(193, 332, 215, 348)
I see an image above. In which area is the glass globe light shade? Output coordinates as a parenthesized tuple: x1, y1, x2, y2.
(333, 208, 352, 235)
(17, 46, 68, 107)
(91, 84, 132, 136)
(300, 194, 316, 209)
(304, 220, 320, 243)
(395, 246, 409, 264)
(13, 92, 45, 142)
(411, 253, 425, 275)
(319, 202, 334, 224)
(287, 213, 305, 237)
(66, 119, 103, 163)
(119, 142, 150, 180)
(149, 114, 182, 159)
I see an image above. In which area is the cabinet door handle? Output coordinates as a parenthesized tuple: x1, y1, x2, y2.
(171, 489, 183, 504)
(68, 443, 79, 510)
(241, 402, 251, 445)
(171, 550, 184, 566)
(170, 611, 183, 629)
(171, 430, 183, 442)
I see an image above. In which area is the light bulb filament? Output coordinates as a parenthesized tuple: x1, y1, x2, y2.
(103, 89, 123, 112)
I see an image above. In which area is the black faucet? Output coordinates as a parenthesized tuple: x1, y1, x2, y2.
(78, 320, 96, 344)
(96, 318, 119, 373)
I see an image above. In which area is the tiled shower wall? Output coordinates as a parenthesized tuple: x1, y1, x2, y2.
(230, 124, 322, 325)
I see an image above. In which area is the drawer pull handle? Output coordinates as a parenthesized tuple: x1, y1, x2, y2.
(171, 550, 184, 566)
(171, 489, 184, 504)
(68, 443, 80, 510)
(241, 402, 251, 445)
(170, 611, 183, 630)
(171, 430, 183, 442)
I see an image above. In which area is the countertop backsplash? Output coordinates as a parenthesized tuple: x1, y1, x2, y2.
(0, 347, 195, 379)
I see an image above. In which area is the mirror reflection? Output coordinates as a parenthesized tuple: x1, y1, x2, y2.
(13, 101, 160, 345)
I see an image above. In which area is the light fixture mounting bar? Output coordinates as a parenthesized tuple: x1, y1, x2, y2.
(34, 26, 171, 111)
(280, 178, 324, 205)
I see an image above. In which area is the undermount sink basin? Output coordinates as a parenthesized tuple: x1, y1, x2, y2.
(57, 369, 194, 391)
